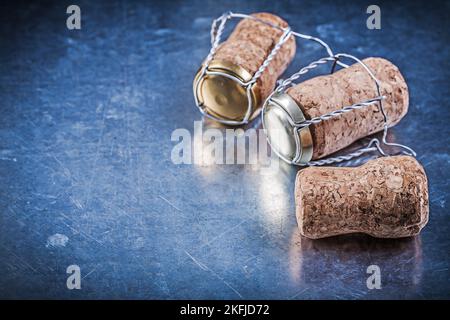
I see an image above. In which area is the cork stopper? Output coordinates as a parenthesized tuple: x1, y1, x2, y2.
(194, 13, 296, 123)
(263, 57, 409, 163)
(295, 156, 429, 239)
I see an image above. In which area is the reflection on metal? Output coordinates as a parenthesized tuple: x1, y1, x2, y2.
(257, 164, 291, 228)
(288, 230, 423, 296)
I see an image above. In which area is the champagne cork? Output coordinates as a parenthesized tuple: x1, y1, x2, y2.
(295, 156, 429, 239)
(263, 57, 409, 164)
(194, 13, 296, 123)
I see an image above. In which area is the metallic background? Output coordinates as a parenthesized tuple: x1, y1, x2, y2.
(0, 0, 449, 299)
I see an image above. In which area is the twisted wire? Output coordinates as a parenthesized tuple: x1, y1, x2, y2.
(294, 96, 385, 129)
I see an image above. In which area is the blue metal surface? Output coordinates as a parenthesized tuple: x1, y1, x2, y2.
(0, 0, 449, 299)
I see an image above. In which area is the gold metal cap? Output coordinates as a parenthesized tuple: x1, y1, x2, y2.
(193, 60, 260, 123)
(262, 92, 313, 165)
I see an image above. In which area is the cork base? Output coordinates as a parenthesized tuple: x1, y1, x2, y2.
(295, 156, 429, 239)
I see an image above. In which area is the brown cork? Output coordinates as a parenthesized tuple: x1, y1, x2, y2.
(286, 57, 409, 159)
(295, 156, 429, 239)
(213, 12, 296, 104)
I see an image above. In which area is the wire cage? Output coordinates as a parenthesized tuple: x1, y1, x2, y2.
(196, 12, 415, 165)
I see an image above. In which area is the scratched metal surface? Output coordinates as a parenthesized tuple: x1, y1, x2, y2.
(0, 0, 449, 299)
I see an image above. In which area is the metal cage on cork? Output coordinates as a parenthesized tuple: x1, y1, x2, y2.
(262, 53, 417, 166)
(262, 31, 416, 166)
(193, 12, 294, 126)
(195, 12, 416, 166)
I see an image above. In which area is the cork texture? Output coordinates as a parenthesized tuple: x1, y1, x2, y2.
(286, 57, 409, 159)
(213, 13, 296, 104)
(295, 156, 429, 239)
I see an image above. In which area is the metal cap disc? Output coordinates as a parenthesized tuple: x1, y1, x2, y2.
(194, 60, 259, 122)
(262, 92, 313, 165)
